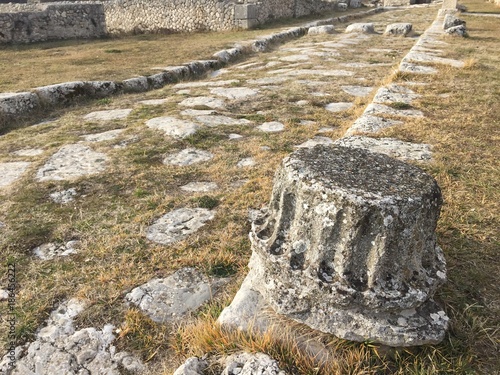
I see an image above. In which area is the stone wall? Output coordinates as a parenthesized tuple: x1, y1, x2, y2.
(0, 2, 106, 43)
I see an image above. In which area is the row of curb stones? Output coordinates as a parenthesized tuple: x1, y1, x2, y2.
(0, 7, 387, 128)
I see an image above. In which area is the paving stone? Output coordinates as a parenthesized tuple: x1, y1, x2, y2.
(50, 188, 78, 204)
(341, 85, 374, 97)
(300, 120, 316, 126)
(83, 109, 132, 121)
(257, 122, 285, 132)
(173, 357, 208, 375)
(295, 100, 309, 106)
(325, 102, 354, 112)
(279, 69, 355, 77)
(177, 89, 192, 95)
(334, 136, 432, 162)
(364, 103, 424, 117)
(403, 52, 465, 68)
(385, 23, 413, 36)
(173, 80, 238, 89)
(180, 109, 217, 116)
(345, 115, 404, 135)
(0, 162, 31, 188)
(210, 87, 259, 100)
(194, 115, 252, 127)
(12, 148, 44, 156)
(0, 299, 144, 375)
(179, 96, 226, 109)
(36, 144, 108, 181)
(33, 240, 80, 260)
(399, 62, 438, 74)
(317, 127, 336, 133)
(279, 54, 310, 62)
(82, 129, 125, 142)
(146, 116, 200, 139)
(237, 158, 256, 168)
(146, 208, 215, 245)
(126, 268, 222, 324)
(180, 182, 218, 192)
(296, 136, 334, 148)
(247, 77, 289, 85)
(229, 133, 244, 140)
(163, 148, 214, 166)
(373, 84, 421, 104)
(138, 98, 169, 106)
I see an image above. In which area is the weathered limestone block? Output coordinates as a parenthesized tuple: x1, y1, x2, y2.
(122, 76, 149, 93)
(0, 92, 40, 116)
(345, 23, 375, 34)
(34, 81, 87, 105)
(239, 145, 448, 346)
(308, 25, 335, 35)
(445, 25, 467, 37)
(385, 23, 413, 36)
(443, 14, 465, 30)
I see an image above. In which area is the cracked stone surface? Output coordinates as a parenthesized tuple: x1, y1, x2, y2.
(36, 144, 108, 181)
(146, 116, 201, 139)
(163, 148, 214, 166)
(399, 61, 438, 74)
(364, 103, 424, 118)
(179, 96, 225, 109)
(50, 188, 78, 204)
(237, 158, 256, 168)
(126, 267, 223, 323)
(180, 182, 218, 192)
(81, 129, 124, 142)
(83, 108, 132, 121)
(138, 98, 169, 105)
(257, 122, 285, 133)
(0, 299, 144, 375)
(334, 136, 433, 162)
(345, 115, 404, 135)
(0, 162, 31, 188)
(33, 240, 81, 260)
(373, 84, 421, 104)
(146, 207, 215, 245)
(296, 136, 334, 149)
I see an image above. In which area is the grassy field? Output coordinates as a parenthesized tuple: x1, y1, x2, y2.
(0, 2, 499, 375)
(0, 8, 369, 94)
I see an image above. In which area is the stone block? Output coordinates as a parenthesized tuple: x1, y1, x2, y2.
(234, 4, 258, 19)
(122, 76, 149, 93)
(385, 23, 413, 36)
(308, 25, 335, 35)
(0, 92, 39, 116)
(442, 0, 457, 8)
(222, 145, 449, 346)
(34, 81, 87, 106)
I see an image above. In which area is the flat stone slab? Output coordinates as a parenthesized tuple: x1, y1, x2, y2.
(279, 54, 310, 62)
(247, 77, 289, 85)
(173, 80, 238, 89)
(163, 148, 214, 166)
(0, 162, 31, 188)
(279, 69, 355, 77)
(257, 122, 285, 132)
(12, 148, 44, 156)
(210, 87, 259, 100)
(364, 103, 424, 117)
(237, 158, 256, 168)
(81, 129, 125, 142)
(83, 109, 132, 121)
(308, 25, 335, 35)
(126, 268, 221, 323)
(399, 62, 438, 74)
(373, 84, 421, 104)
(50, 188, 78, 204)
(180, 109, 217, 116)
(403, 52, 465, 68)
(229, 133, 244, 140)
(296, 136, 334, 148)
(325, 102, 354, 112)
(146, 116, 200, 139)
(138, 98, 169, 106)
(385, 23, 413, 36)
(345, 115, 404, 135)
(341, 85, 373, 97)
(33, 240, 80, 260)
(0, 92, 39, 115)
(36, 144, 108, 181)
(179, 96, 226, 109)
(146, 208, 215, 245)
(334, 136, 432, 162)
(0, 299, 144, 375)
(194, 115, 252, 127)
(180, 182, 218, 192)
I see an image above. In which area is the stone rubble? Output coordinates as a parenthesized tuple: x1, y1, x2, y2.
(33, 240, 81, 260)
(50, 188, 78, 204)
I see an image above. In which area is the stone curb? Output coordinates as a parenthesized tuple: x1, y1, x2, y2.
(0, 7, 389, 128)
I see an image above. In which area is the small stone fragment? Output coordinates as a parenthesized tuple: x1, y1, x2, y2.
(445, 25, 468, 37)
(146, 116, 200, 139)
(179, 96, 226, 109)
(385, 23, 413, 36)
(180, 182, 218, 192)
(341, 86, 373, 97)
(308, 25, 335, 35)
(257, 122, 285, 133)
(83, 109, 132, 121)
(138, 98, 168, 106)
(50, 188, 78, 204)
(237, 158, 256, 168)
(345, 23, 375, 34)
(210, 87, 259, 100)
(82, 129, 124, 142)
(33, 240, 80, 260)
(325, 102, 353, 112)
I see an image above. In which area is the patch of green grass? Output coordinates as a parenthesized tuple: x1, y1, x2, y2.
(389, 102, 412, 110)
(191, 195, 219, 210)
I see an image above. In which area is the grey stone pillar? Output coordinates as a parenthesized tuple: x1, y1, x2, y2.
(234, 3, 259, 29)
(220, 145, 449, 346)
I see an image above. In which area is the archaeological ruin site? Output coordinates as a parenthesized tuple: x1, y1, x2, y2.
(0, 0, 498, 374)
